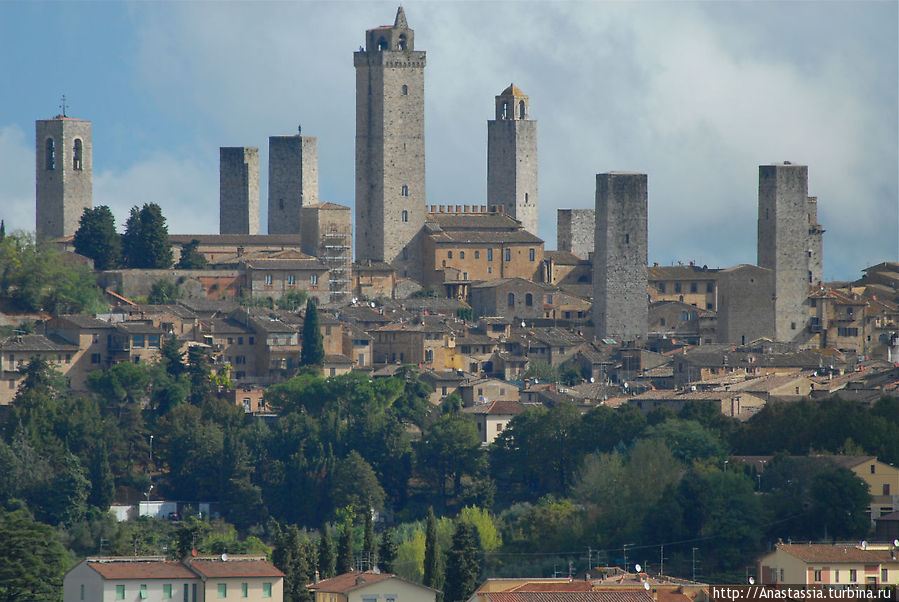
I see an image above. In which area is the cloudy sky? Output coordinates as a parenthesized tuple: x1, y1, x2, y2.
(1, 1, 896, 281)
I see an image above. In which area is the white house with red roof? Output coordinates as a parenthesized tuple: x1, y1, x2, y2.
(63, 555, 284, 602)
(307, 570, 437, 602)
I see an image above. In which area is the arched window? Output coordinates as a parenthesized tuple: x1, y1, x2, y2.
(447, 251, 453, 259)
(519, 100, 526, 119)
(398, 34, 407, 50)
(73, 139, 83, 170)
(45, 138, 55, 170)
(501, 101, 509, 120)
(507, 293, 515, 307)
(402, 84, 408, 95)
(525, 192, 529, 203)
(525, 293, 533, 306)
(377, 37, 388, 51)
(401, 210, 408, 222)
(459, 251, 465, 259)
(401, 185, 409, 197)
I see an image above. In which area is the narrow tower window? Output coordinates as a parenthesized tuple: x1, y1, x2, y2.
(507, 293, 515, 307)
(401, 210, 408, 222)
(502, 101, 509, 119)
(45, 138, 55, 170)
(398, 34, 407, 50)
(402, 84, 408, 95)
(73, 139, 83, 170)
(378, 38, 388, 51)
(401, 185, 409, 197)
(525, 293, 533, 306)
(519, 100, 526, 119)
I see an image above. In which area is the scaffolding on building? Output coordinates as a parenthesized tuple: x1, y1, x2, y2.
(320, 224, 352, 303)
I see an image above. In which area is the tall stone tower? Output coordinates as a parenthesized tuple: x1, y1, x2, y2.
(220, 147, 260, 235)
(268, 133, 318, 235)
(354, 6, 426, 280)
(487, 84, 538, 236)
(593, 172, 648, 341)
(35, 115, 92, 240)
(757, 163, 822, 342)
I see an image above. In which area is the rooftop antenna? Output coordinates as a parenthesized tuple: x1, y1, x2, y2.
(59, 94, 68, 117)
(298, 124, 302, 135)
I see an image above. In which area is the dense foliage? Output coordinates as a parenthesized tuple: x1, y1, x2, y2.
(0, 347, 895, 596)
(122, 203, 173, 269)
(73, 206, 121, 270)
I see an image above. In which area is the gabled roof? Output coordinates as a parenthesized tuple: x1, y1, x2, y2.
(482, 592, 654, 602)
(86, 560, 196, 580)
(773, 543, 898, 564)
(464, 400, 527, 416)
(308, 571, 432, 594)
(0, 333, 79, 352)
(186, 557, 284, 578)
(500, 83, 526, 97)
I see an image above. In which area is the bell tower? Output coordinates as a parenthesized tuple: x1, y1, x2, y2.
(35, 106, 92, 240)
(487, 84, 538, 236)
(354, 6, 426, 280)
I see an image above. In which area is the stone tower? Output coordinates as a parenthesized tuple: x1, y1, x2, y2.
(487, 84, 538, 236)
(354, 6, 426, 280)
(757, 163, 822, 342)
(220, 147, 260, 235)
(268, 133, 318, 235)
(35, 115, 92, 240)
(301, 203, 352, 304)
(593, 172, 648, 341)
(557, 208, 595, 259)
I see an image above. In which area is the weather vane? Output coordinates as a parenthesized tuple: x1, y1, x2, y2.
(59, 94, 67, 117)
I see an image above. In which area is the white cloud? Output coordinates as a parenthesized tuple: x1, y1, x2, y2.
(0, 124, 36, 233)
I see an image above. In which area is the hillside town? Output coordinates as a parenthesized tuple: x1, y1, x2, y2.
(1, 6, 897, 602)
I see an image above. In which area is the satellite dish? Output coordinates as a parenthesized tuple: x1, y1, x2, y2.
(221, 553, 229, 561)
(860, 541, 868, 550)
(749, 577, 755, 585)
(893, 539, 899, 547)
(521, 321, 526, 328)
(635, 564, 642, 573)
(643, 582, 650, 591)
(590, 377, 595, 383)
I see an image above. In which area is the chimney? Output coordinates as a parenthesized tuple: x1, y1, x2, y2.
(314, 570, 320, 584)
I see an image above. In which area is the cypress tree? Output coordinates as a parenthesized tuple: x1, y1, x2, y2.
(336, 521, 354, 575)
(73, 205, 121, 270)
(362, 508, 375, 570)
(444, 521, 481, 602)
(300, 299, 325, 368)
(423, 507, 440, 588)
(318, 526, 336, 578)
(378, 529, 398, 574)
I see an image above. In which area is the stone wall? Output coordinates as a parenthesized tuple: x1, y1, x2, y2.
(717, 264, 774, 345)
(97, 269, 242, 300)
(557, 209, 595, 259)
(593, 172, 648, 341)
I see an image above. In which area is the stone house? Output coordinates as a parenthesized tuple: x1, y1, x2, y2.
(648, 300, 717, 346)
(628, 390, 767, 420)
(352, 261, 396, 300)
(648, 264, 719, 310)
(0, 334, 81, 405)
(469, 278, 554, 323)
(458, 377, 520, 407)
(543, 250, 590, 286)
(371, 321, 456, 369)
(808, 288, 868, 354)
(757, 543, 899, 586)
(240, 249, 330, 305)
(63, 555, 285, 602)
(464, 400, 527, 444)
(308, 570, 437, 602)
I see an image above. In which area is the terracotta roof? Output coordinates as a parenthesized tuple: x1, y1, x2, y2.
(483, 592, 654, 602)
(544, 251, 583, 265)
(58, 314, 116, 329)
(466, 400, 527, 416)
(430, 230, 543, 245)
(86, 560, 196, 580)
(500, 83, 526, 97)
(187, 558, 284, 578)
(512, 582, 594, 592)
(0, 334, 79, 352)
(168, 234, 301, 245)
(302, 202, 349, 210)
(775, 543, 898, 564)
(309, 571, 394, 593)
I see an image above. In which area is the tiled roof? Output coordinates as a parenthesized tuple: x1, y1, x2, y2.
(544, 251, 583, 265)
(86, 559, 197, 580)
(324, 354, 354, 365)
(309, 571, 394, 593)
(187, 558, 284, 578)
(427, 213, 523, 231)
(168, 234, 301, 245)
(466, 400, 527, 416)
(775, 543, 898, 564)
(483, 592, 654, 602)
(302, 202, 349, 210)
(430, 230, 543, 245)
(0, 334, 79, 352)
(115, 322, 164, 334)
(500, 83, 526, 97)
(58, 314, 116, 329)
(648, 265, 719, 280)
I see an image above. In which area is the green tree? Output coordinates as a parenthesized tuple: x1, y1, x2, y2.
(187, 346, 215, 406)
(378, 529, 398, 574)
(423, 508, 441, 590)
(0, 508, 68, 601)
(809, 466, 871, 540)
(300, 300, 325, 368)
(175, 239, 208, 269)
(122, 203, 173, 268)
(272, 523, 314, 602)
(417, 414, 485, 510)
(363, 509, 376, 569)
(444, 521, 481, 602)
(277, 290, 307, 311)
(336, 522, 354, 575)
(645, 418, 727, 464)
(73, 205, 121, 270)
(318, 527, 336, 578)
(329, 452, 386, 517)
(86, 441, 115, 510)
(458, 505, 501, 552)
(160, 335, 186, 378)
(148, 279, 181, 304)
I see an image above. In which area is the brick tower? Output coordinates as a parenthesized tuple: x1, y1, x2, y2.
(757, 163, 823, 342)
(354, 6, 426, 280)
(35, 113, 92, 240)
(219, 147, 260, 235)
(268, 132, 318, 235)
(487, 84, 538, 236)
(593, 172, 648, 341)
